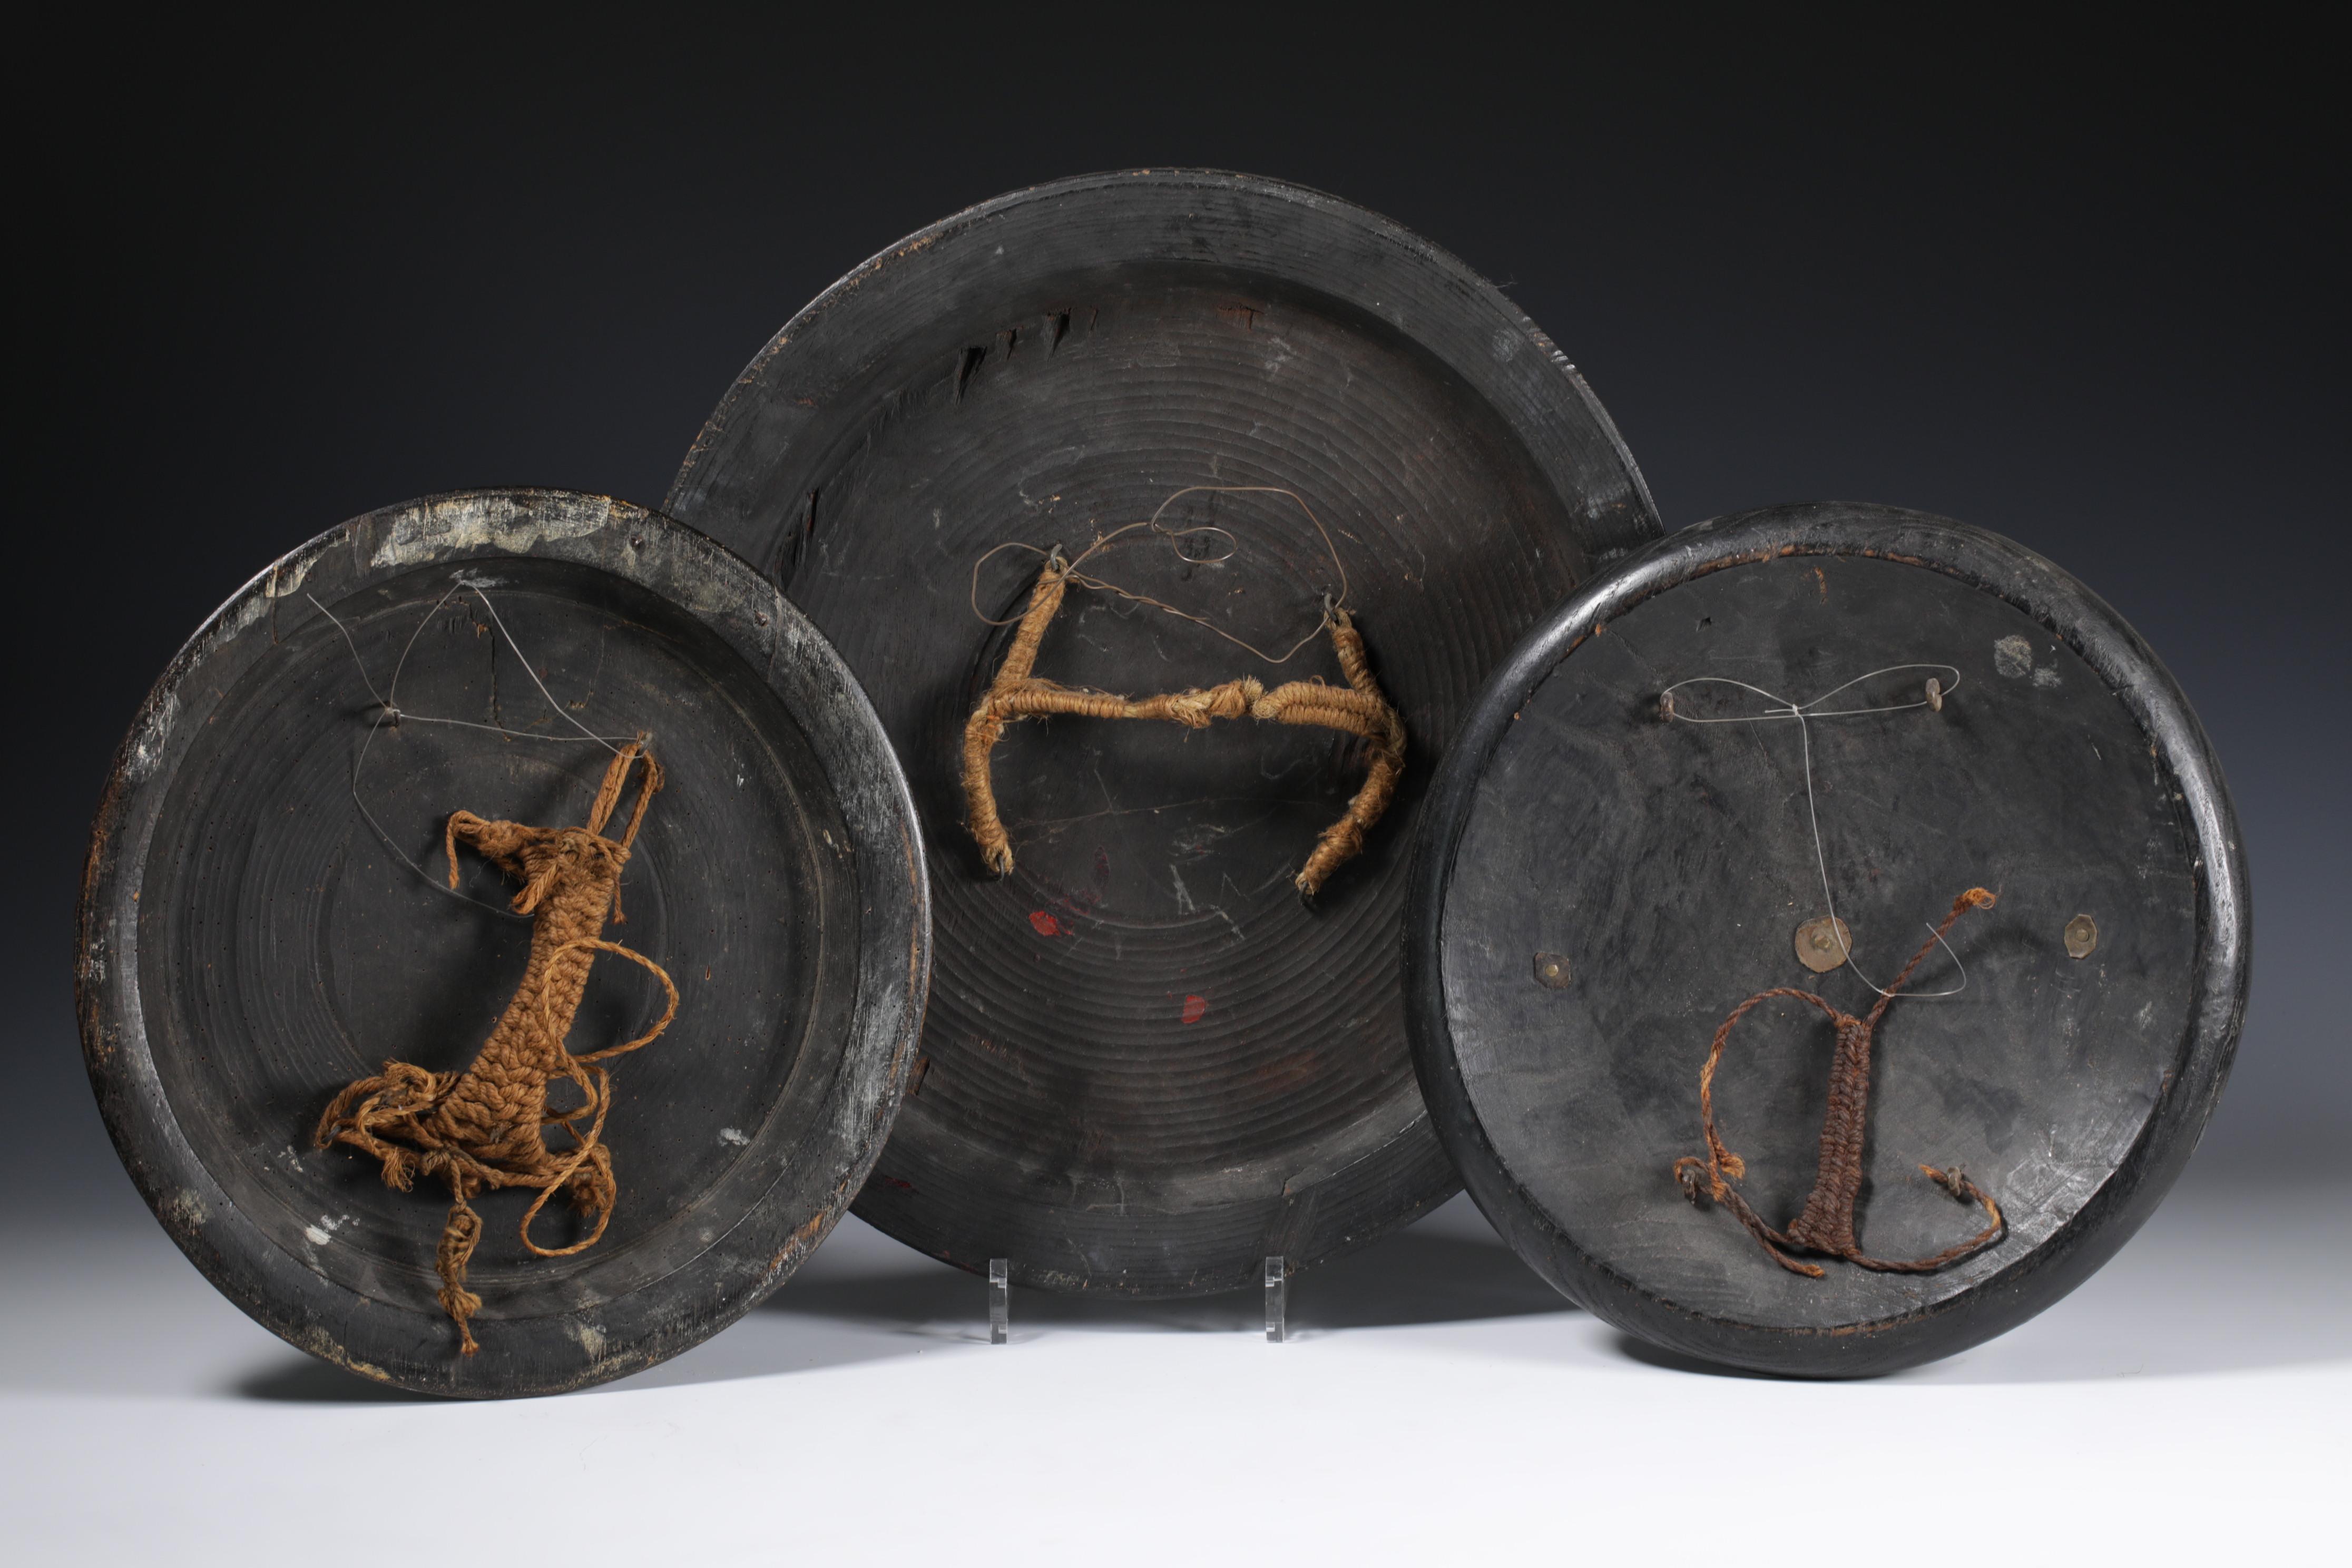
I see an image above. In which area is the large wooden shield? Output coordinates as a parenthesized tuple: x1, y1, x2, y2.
(667, 170, 1660, 1293)
(78, 491, 928, 1395)
(1409, 502, 2249, 1374)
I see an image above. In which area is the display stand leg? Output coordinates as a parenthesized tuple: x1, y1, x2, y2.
(1264, 1255, 1287, 1342)
(989, 1258, 1010, 1345)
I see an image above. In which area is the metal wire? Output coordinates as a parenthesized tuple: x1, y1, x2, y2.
(1660, 664, 1973, 999)
(308, 582, 638, 918)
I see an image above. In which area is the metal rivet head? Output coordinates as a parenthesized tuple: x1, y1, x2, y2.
(2064, 914, 2098, 959)
(1533, 953, 1572, 989)
(1795, 916, 1853, 974)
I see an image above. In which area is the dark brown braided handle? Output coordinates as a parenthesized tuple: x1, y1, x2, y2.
(961, 558, 1406, 899)
(1671, 888, 2006, 1278)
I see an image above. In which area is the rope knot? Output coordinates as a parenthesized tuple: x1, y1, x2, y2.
(1164, 679, 1263, 727)
(1673, 1155, 1707, 1203)
(1922, 1162, 1974, 1202)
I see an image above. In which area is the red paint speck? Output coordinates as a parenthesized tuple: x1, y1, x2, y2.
(1181, 994, 1208, 1024)
(1028, 910, 1063, 937)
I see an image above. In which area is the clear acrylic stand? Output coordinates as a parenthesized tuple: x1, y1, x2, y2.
(1264, 1255, 1287, 1342)
(988, 1258, 1010, 1345)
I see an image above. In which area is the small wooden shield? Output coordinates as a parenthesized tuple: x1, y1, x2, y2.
(1408, 502, 2249, 1374)
(666, 171, 1660, 1293)
(77, 491, 928, 1395)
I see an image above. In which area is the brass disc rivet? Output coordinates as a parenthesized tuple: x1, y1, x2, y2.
(2065, 914, 2099, 959)
(1795, 916, 1853, 974)
(1533, 953, 1572, 989)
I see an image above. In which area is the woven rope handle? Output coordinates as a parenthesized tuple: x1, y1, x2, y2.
(315, 742, 681, 1353)
(961, 561, 1406, 899)
(1671, 889, 2006, 1277)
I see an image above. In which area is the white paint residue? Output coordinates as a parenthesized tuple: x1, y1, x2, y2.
(1994, 635, 2034, 678)
(570, 1320, 607, 1359)
(123, 688, 182, 784)
(368, 493, 613, 570)
(305, 1225, 332, 1246)
(264, 551, 319, 599)
(2032, 666, 2061, 689)
(226, 594, 270, 635)
(719, 1127, 750, 1147)
(1169, 866, 1197, 915)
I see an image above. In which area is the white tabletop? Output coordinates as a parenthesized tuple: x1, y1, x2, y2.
(6, 1159, 2344, 1564)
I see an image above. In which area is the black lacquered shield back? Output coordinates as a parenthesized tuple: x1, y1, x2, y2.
(668, 170, 1659, 1292)
(79, 491, 928, 1395)
(1409, 503, 2249, 1375)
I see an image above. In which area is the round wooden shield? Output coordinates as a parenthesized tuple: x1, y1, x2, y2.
(77, 490, 928, 1396)
(665, 170, 1660, 1293)
(1408, 502, 2249, 1374)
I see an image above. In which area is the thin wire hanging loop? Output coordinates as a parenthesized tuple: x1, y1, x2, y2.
(309, 581, 641, 919)
(1660, 663, 1971, 999)
(966, 485, 1352, 667)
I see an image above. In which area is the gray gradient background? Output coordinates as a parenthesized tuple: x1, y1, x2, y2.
(13, 17, 2344, 1331)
